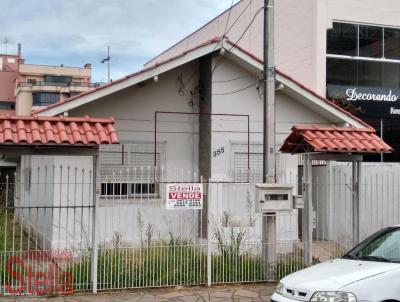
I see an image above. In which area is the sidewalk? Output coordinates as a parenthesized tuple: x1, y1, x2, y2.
(5, 283, 276, 302)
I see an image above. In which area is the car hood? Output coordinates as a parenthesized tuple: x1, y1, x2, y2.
(281, 259, 399, 292)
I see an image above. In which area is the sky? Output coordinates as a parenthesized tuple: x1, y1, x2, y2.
(0, 0, 237, 83)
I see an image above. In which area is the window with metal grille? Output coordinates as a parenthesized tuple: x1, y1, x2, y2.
(232, 143, 263, 183)
(99, 142, 165, 197)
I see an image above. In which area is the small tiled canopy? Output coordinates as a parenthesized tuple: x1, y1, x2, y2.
(280, 125, 392, 154)
(0, 115, 119, 145)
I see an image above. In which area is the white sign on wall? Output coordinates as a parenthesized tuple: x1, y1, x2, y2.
(166, 183, 203, 210)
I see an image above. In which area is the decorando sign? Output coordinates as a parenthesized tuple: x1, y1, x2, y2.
(327, 84, 400, 118)
(166, 183, 203, 210)
(345, 88, 398, 102)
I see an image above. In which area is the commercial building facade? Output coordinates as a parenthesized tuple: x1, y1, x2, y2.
(146, 0, 400, 161)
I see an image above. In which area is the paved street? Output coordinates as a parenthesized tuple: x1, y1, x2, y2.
(3, 283, 276, 302)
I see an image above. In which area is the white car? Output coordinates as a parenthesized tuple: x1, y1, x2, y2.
(272, 226, 400, 302)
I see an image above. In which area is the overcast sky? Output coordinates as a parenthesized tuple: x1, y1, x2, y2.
(0, 0, 237, 83)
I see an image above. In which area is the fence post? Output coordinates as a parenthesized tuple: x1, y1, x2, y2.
(91, 155, 99, 293)
(207, 180, 212, 287)
(302, 154, 313, 266)
(352, 160, 360, 245)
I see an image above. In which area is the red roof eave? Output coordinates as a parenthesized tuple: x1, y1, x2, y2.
(280, 125, 392, 154)
(0, 115, 119, 146)
(33, 38, 371, 131)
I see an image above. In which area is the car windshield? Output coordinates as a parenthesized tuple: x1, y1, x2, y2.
(344, 227, 400, 263)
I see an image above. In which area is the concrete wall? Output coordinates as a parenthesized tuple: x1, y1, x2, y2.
(18, 155, 93, 250)
(0, 54, 19, 103)
(19, 63, 91, 80)
(313, 162, 400, 247)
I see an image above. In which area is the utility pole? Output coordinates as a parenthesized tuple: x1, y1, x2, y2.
(262, 0, 277, 278)
(263, 0, 276, 184)
(101, 45, 111, 83)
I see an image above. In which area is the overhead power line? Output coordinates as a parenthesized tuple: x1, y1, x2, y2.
(212, 5, 264, 75)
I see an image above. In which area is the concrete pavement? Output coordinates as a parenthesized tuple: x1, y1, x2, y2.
(4, 283, 276, 302)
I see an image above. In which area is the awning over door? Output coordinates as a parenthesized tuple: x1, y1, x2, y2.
(280, 125, 392, 154)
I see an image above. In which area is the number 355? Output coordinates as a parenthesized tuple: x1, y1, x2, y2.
(213, 147, 225, 157)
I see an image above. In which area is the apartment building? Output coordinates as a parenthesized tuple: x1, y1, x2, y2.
(0, 49, 95, 115)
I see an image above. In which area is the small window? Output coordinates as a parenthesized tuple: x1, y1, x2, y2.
(99, 142, 165, 198)
(326, 58, 358, 86)
(358, 61, 382, 86)
(359, 25, 383, 58)
(0, 102, 15, 110)
(27, 79, 37, 85)
(232, 143, 263, 183)
(32, 93, 60, 106)
(327, 22, 358, 56)
(44, 75, 71, 87)
(384, 28, 400, 60)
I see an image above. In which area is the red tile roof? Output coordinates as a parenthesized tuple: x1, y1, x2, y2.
(0, 115, 119, 145)
(32, 38, 371, 131)
(280, 125, 392, 154)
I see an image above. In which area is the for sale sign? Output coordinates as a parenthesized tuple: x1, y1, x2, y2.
(166, 183, 203, 210)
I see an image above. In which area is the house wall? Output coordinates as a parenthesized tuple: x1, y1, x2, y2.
(17, 155, 93, 250)
(210, 56, 335, 183)
(70, 62, 200, 181)
(17, 155, 55, 250)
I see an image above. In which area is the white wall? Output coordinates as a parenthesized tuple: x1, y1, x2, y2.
(18, 155, 93, 251)
(70, 62, 200, 181)
(210, 56, 340, 183)
(313, 162, 400, 247)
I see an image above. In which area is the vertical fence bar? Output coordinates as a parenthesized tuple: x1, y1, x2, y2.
(352, 160, 360, 245)
(207, 180, 212, 287)
(91, 155, 99, 293)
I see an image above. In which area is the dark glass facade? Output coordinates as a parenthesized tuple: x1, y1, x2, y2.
(326, 22, 400, 162)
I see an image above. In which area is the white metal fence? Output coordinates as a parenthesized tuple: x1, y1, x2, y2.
(1, 161, 400, 296)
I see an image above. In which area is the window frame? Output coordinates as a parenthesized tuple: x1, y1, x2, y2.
(327, 21, 400, 64)
(99, 141, 165, 199)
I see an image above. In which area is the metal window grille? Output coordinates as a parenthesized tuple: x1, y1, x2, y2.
(232, 143, 263, 183)
(99, 142, 165, 197)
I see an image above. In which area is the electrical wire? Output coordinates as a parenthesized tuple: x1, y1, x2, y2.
(223, 0, 235, 36)
(182, 0, 253, 91)
(225, 0, 254, 37)
(212, 5, 264, 75)
(212, 82, 257, 95)
(212, 75, 258, 83)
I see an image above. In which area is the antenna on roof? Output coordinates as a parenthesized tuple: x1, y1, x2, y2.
(101, 45, 111, 83)
(3, 37, 9, 54)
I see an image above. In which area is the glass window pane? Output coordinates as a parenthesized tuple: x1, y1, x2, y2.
(327, 22, 358, 56)
(359, 25, 383, 58)
(382, 62, 400, 88)
(326, 58, 357, 85)
(358, 61, 382, 86)
(384, 28, 400, 60)
(32, 92, 60, 106)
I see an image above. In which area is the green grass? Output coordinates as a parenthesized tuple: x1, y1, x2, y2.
(69, 243, 304, 290)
